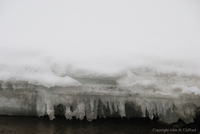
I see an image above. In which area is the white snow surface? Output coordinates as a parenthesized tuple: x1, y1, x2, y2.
(0, 0, 200, 123)
(0, 0, 200, 87)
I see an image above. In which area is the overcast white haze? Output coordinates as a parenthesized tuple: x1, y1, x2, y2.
(0, 0, 200, 86)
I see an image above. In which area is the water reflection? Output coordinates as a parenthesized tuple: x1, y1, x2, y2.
(0, 116, 198, 134)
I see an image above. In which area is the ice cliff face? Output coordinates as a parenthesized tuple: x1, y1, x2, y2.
(0, 69, 199, 124)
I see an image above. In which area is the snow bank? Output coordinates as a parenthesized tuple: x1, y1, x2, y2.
(0, 0, 200, 123)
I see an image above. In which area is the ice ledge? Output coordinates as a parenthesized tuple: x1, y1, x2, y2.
(0, 75, 200, 124)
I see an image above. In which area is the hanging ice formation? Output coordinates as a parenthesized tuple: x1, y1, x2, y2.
(0, 70, 200, 124)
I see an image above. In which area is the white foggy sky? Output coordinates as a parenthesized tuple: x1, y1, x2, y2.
(0, 0, 200, 68)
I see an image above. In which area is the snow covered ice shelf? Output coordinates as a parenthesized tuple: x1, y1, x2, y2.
(0, 70, 200, 124)
(1, 0, 200, 125)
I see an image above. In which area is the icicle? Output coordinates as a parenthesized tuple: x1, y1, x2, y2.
(118, 100, 126, 117)
(101, 99, 108, 109)
(36, 91, 46, 117)
(148, 110, 154, 120)
(76, 101, 85, 120)
(46, 103, 55, 120)
(113, 100, 118, 113)
(84, 98, 91, 121)
(141, 105, 146, 118)
(108, 100, 113, 114)
(72, 106, 78, 119)
(156, 102, 163, 116)
(93, 99, 98, 119)
(99, 100, 105, 118)
(90, 98, 94, 118)
(65, 105, 73, 120)
(146, 104, 153, 120)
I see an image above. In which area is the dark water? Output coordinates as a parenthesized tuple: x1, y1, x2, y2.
(0, 116, 199, 134)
